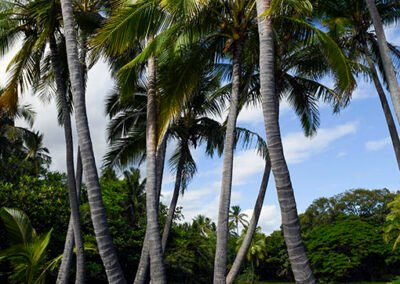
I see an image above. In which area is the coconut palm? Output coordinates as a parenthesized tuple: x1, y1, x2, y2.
(229, 206, 249, 236)
(59, 0, 126, 282)
(316, 0, 400, 170)
(0, 1, 87, 281)
(256, 0, 316, 281)
(235, 227, 266, 283)
(365, 0, 400, 125)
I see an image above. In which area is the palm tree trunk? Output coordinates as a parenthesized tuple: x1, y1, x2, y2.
(366, 56, 400, 170)
(49, 36, 85, 284)
(57, 149, 83, 284)
(256, 0, 315, 283)
(59, 1, 126, 283)
(161, 154, 184, 252)
(144, 55, 166, 283)
(214, 42, 242, 284)
(57, 219, 74, 284)
(134, 134, 167, 284)
(366, 0, 400, 125)
(226, 158, 271, 284)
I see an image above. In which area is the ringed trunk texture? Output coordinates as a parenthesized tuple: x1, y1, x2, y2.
(50, 36, 85, 284)
(256, 0, 315, 282)
(144, 55, 166, 283)
(226, 158, 271, 284)
(59, 0, 126, 283)
(57, 150, 84, 284)
(213, 42, 242, 284)
(366, 0, 400, 125)
(367, 56, 400, 170)
(134, 134, 167, 284)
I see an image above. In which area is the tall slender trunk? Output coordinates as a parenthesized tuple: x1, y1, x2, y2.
(256, 0, 315, 283)
(214, 42, 242, 284)
(50, 36, 85, 284)
(226, 158, 271, 284)
(57, 150, 83, 284)
(59, 1, 126, 282)
(366, 56, 400, 170)
(144, 55, 166, 283)
(134, 134, 167, 284)
(366, 0, 400, 125)
(161, 153, 184, 252)
(57, 26, 87, 284)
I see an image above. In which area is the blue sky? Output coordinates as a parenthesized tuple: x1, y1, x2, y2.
(1, 27, 399, 235)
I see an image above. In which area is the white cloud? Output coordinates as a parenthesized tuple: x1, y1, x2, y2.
(365, 137, 391, 151)
(15, 60, 113, 173)
(242, 205, 281, 234)
(283, 122, 358, 164)
(237, 99, 291, 125)
(337, 152, 348, 157)
(232, 150, 265, 185)
(352, 80, 375, 100)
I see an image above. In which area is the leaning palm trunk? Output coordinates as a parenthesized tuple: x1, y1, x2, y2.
(57, 219, 74, 284)
(366, 56, 400, 170)
(256, 0, 315, 282)
(214, 42, 242, 284)
(134, 134, 167, 284)
(144, 55, 166, 283)
(226, 158, 271, 284)
(161, 154, 184, 252)
(57, 150, 83, 284)
(59, 1, 126, 283)
(365, 0, 400, 125)
(50, 36, 85, 284)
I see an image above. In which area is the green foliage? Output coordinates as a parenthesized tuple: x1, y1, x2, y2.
(0, 207, 57, 284)
(306, 216, 388, 282)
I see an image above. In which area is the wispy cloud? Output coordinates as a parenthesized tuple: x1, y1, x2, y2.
(283, 122, 358, 164)
(365, 137, 391, 151)
(242, 205, 281, 234)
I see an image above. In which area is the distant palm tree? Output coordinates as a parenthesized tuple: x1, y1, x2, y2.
(22, 131, 51, 175)
(236, 227, 266, 284)
(229, 206, 249, 236)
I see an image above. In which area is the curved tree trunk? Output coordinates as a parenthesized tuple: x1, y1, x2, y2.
(59, 1, 126, 283)
(366, 56, 400, 170)
(226, 158, 271, 284)
(134, 134, 167, 284)
(256, 0, 315, 283)
(214, 42, 242, 284)
(366, 0, 400, 125)
(144, 55, 166, 283)
(50, 36, 85, 284)
(161, 154, 184, 252)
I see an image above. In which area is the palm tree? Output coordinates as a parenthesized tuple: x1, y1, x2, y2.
(316, 0, 400, 170)
(59, 0, 126, 283)
(235, 227, 267, 284)
(229, 206, 249, 236)
(0, 1, 86, 282)
(256, 0, 315, 282)
(365, 0, 400, 125)
(22, 130, 51, 175)
(227, 160, 270, 284)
